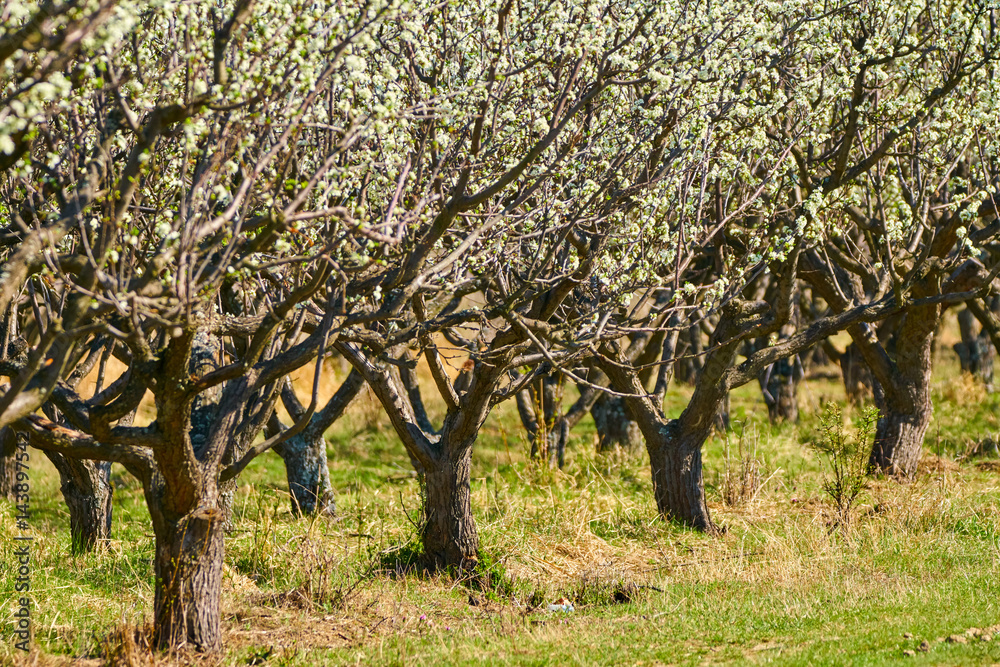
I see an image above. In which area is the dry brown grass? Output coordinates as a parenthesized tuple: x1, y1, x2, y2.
(938, 371, 989, 406)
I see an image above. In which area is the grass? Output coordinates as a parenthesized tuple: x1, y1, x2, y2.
(3, 343, 1000, 665)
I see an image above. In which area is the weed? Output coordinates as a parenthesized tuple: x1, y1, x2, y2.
(98, 622, 154, 667)
(375, 539, 424, 575)
(720, 421, 766, 507)
(461, 549, 522, 600)
(562, 573, 649, 607)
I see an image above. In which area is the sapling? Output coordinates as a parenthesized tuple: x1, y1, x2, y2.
(810, 404, 879, 525)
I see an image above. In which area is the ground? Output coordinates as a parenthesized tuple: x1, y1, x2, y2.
(2, 332, 1000, 666)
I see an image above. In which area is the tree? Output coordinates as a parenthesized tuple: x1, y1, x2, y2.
(0, 0, 137, 430)
(264, 370, 365, 515)
(3, 0, 402, 651)
(593, 0, 1000, 526)
(323, 0, 779, 567)
(793, 0, 1000, 477)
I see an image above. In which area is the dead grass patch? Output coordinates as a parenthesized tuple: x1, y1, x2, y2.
(975, 459, 1000, 473)
(918, 454, 962, 474)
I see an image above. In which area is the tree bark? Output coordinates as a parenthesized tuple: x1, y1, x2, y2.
(644, 420, 713, 530)
(870, 377, 931, 479)
(758, 355, 800, 423)
(146, 476, 225, 653)
(864, 307, 938, 479)
(954, 306, 995, 386)
(274, 432, 334, 515)
(45, 451, 113, 553)
(420, 438, 478, 570)
(0, 427, 19, 500)
(592, 394, 642, 452)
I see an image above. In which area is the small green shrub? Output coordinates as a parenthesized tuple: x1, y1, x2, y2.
(810, 404, 878, 524)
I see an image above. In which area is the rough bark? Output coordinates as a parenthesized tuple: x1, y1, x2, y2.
(421, 442, 479, 570)
(644, 421, 713, 530)
(140, 461, 225, 653)
(0, 426, 19, 499)
(592, 394, 642, 452)
(151, 508, 225, 652)
(45, 451, 113, 553)
(758, 355, 800, 423)
(190, 333, 231, 529)
(862, 306, 938, 479)
(954, 306, 995, 386)
(870, 370, 932, 479)
(274, 432, 334, 515)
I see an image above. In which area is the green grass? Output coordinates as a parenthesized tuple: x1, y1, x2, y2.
(3, 346, 1000, 665)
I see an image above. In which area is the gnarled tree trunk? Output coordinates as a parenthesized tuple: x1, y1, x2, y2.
(592, 394, 642, 453)
(146, 476, 225, 653)
(644, 420, 713, 530)
(599, 316, 745, 533)
(274, 432, 334, 515)
(870, 376, 932, 479)
(866, 307, 938, 479)
(421, 440, 478, 570)
(45, 452, 113, 553)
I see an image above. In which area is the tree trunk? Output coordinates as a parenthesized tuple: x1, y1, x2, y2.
(644, 420, 714, 531)
(592, 394, 642, 453)
(274, 432, 334, 516)
(954, 307, 995, 386)
(217, 483, 236, 531)
(0, 427, 19, 500)
(758, 355, 800, 423)
(146, 479, 225, 652)
(421, 442, 478, 570)
(870, 381, 931, 479)
(45, 452, 113, 553)
(545, 419, 570, 469)
(840, 343, 874, 404)
(866, 306, 937, 479)
(152, 513, 225, 652)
